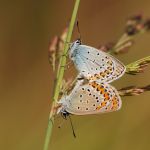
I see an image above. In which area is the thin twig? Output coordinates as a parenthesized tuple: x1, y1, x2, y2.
(43, 1, 80, 150)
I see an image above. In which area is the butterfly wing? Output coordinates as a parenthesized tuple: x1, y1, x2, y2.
(64, 81, 122, 115)
(72, 45, 126, 83)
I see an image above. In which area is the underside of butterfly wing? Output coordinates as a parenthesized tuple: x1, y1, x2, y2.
(64, 81, 122, 115)
(72, 45, 126, 83)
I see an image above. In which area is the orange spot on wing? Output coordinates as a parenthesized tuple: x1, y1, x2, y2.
(96, 86, 101, 91)
(90, 81, 97, 88)
(104, 70, 110, 74)
(96, 101, 107, 110)
(101, 101, 107, 107)
(96, 85, 106, 95)
(89, 76, 96, 80)
(100, 72, 106, 78)
(104, 93, 109, 100)
(111, 96, 119, 110)
(96, 105, 102, 110)
(94, 74, 100, 78)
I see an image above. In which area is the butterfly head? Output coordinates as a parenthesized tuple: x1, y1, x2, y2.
(56, 95, 68, 115)
(75, 38, 82, 44)
(69, 39, 81, 59)
(57, 102, 70, 119)
(61, 110, 70, 119)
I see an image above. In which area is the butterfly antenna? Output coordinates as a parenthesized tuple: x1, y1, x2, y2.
(68, 115, 76, 138)
(76, 20, 82, 42)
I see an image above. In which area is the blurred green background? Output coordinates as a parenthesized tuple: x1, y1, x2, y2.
(0, 0, 150, 150)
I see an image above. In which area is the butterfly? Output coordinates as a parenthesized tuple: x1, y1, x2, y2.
(57, 79, 122, 117)
(69, 39, 126, 83)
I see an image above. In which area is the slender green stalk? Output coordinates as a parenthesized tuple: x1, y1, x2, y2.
(43, 1, 80, 150)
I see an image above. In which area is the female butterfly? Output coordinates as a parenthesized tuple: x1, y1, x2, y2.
(57, 79, 122, 117)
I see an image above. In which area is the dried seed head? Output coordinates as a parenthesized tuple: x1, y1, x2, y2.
(60, 26, 69, 41)
(130, 88, 144, 96)
(48, 26, 68, 71)
(98, 42, 114, 52)
(143, 85, 150, 91)
(125, 25, 138, 36)
(48, 36, 59, 54)
(48, 36, 59, 71)
(144, 19, 150, 30)
(119, 85, 150, 96)
(128, 14, 143, 23)
(125, 14, 150, 36)
(114, 40, 134, 54)
(58, 26, 68, 55)
(126, 56, 150, 75)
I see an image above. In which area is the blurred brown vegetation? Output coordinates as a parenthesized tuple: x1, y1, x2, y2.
(0, 0, 150, 150)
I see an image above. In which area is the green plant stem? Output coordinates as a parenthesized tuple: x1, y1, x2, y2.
(43, 1, 80, 150)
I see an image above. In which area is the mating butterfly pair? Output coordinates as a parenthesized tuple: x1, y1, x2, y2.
(57, 39, 126, 117)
